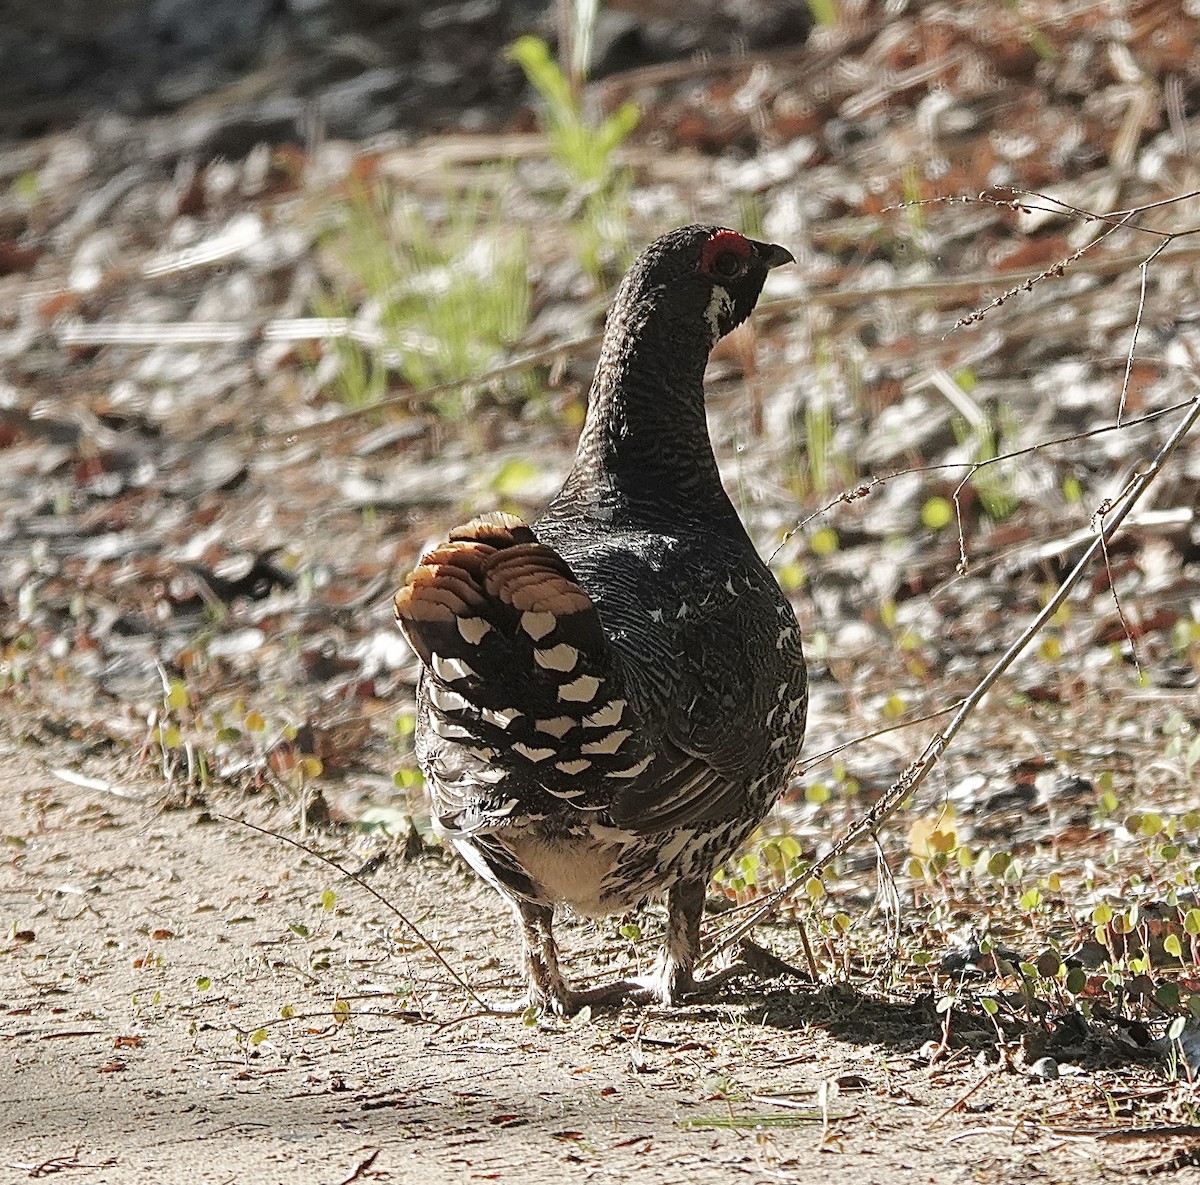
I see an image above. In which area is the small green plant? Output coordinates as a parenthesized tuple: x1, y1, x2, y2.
(803, 394, 836, 496)
(714, 832, 809, 902)
(508, 34, 639, 283)
(806, 0, 839, 25)
(150, 675, 212, 791)
(317, 182, 532, 415)
(1160, 709, 1200, 787)
(1001, 0, 1058, 61)
(790, 338, 860, 499)
(953, 403, 1021, 522)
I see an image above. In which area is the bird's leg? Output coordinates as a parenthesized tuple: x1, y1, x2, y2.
(512, 899, 654, 1015)
(514, 899, 575, 1015)
(641, 878, 705, 1005)
(636, 879, 768, 1005)
(513, 882, 766, 1016)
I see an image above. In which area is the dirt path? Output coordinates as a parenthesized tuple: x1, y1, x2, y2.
(1, 746, 1170, 1184)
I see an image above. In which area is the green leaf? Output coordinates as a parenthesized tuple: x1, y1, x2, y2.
(921, 496, 953, 530)
(809, 527, 839, 556)
(1034, 951, 1060, 978)
(775, 560, 805, 592)
(507, 36, 573, 121)
(491, 457, 541, 499)
(597, 101, 641, 155)
(805, 0, 839, 26)
(11, 171, 39, 203)
(1039, 636, 1063, 661)
(393, 767, 423, 790)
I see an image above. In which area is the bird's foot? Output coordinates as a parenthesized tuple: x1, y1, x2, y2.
(525, 977, 645, 1018)
(629, 944, 798, 1006)
(625, 962, 749, 1007)
(513, 962, 763, 1017)
(519, 941, 802, 1016)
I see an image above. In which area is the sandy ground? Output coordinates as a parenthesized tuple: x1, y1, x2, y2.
(2, 745, 1182, 1185)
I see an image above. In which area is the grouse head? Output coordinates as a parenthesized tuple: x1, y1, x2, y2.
(608, 225, 794, 352)
(551, 224, 796, 520)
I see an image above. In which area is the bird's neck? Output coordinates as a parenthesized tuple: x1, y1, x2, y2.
(548, 307, 734, 528)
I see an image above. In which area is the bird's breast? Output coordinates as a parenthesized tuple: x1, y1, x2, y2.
(500, 828, 629, 916)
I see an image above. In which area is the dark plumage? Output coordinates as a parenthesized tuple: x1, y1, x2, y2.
(395, 225, 807, 1013)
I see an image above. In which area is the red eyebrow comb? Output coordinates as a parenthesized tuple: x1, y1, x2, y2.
(700, 229, 751, 272)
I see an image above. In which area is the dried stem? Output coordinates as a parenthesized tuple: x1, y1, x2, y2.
(711, 388, 1200, 958)
(221, 813, 487, 1007)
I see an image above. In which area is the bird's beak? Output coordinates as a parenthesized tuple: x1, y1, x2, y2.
(755, 241, 795, 270)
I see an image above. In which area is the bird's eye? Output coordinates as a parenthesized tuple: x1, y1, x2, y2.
(709, 250, 744, 279)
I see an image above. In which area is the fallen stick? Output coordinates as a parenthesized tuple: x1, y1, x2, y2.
(710, 383, 1200, 957)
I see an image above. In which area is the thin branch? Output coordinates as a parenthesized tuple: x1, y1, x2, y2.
(712, 389, 1200, 957)
(767, 397, 1192, 566)
(796, 701, 964, 773)
(1118, 237, 1172, 425)
(883, 187, 1200, 333)
(219, 814, 486, 1007)
(949, 209, 1137, 331)
(764, 243, 1200, 319)
(1095, 511, 1142, 679)
(897, 185, 1200, 236)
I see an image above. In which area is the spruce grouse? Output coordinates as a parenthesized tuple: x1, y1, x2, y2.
(395, 225, 807, 1013)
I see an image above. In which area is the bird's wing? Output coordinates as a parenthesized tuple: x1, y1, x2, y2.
(609, 568, 806, 835)
(394, 513, 655, 834)
(608, 745, 740, 835)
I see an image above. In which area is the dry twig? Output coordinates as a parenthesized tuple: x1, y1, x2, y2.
(221, 814, 487, 1008)
(710, 188, 1200, 960)
(713, 385, 1200, 958)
